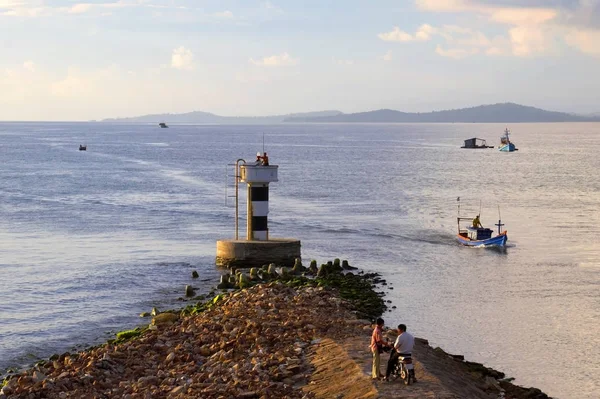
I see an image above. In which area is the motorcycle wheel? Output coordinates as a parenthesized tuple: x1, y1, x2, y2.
(400, 366, 409, 385)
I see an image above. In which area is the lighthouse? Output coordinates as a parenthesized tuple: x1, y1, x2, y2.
(216, 153, 301, 267)
(240, 159, 277, 240)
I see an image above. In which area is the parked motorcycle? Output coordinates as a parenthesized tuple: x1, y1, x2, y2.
(390, 353, 415, 385)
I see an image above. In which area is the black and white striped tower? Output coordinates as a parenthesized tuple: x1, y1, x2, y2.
(216, 155, 300, 267)
(240, 162, 278, 241)
(248, 183, 270, 240)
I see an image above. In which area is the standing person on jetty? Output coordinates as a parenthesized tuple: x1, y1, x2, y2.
(371, 318, 390, 379)
(384, 323, 416, 382)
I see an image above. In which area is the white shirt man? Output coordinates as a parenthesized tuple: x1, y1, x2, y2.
(394, 328, 415, 354)
(385, 324, 417, 381)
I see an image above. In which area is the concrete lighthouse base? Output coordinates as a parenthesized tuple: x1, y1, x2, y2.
(216, 239, 301, 268)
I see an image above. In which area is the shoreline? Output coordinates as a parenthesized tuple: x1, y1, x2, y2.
(1, 261, 551, 399)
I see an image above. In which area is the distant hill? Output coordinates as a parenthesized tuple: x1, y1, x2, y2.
(284, 103, 600, 123)
(101, 110, 342, 124)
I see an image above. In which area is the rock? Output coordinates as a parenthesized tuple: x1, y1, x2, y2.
(484, 376, 500, 390)
(139, 312, 150, 318)
(317, 264, 327, 277)
(291, 258, 306, 274)
(192, 270, 199, 278)
(308, 260, 318, 275)
(217, 274, 232, 289)
(333, 258, 341, 270)
(228, 275, 237, 285)
(57, 372, 70, 379)
(185, 285, 195, 297)
(151, 307, 160, 316)
(152, 312, 179, 326)
(238, 273, 251, 289)
(268, 263, 278, 277)
(170, 385, 185, 395)
(341, 260, 357, 270)
(238, 392, 259, 399)
(1, 268, 546, 399)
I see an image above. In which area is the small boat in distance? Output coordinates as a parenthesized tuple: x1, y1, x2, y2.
(159, 122, 168, 128)
(461, 137, 493, 149)
(456, 198, 507, 247)
(79, 144, 87, 151)
(499, 128, 518, 152)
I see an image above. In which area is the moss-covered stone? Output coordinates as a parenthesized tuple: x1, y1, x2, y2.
(238, 272, 251, 289)
(115, 327, 145, 343)
(217, 274, 232, 289)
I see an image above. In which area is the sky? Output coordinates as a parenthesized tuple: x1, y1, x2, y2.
(1, 0, 599, 121)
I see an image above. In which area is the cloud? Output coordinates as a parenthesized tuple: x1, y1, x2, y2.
(0, 0, 47, 17)
(378, 27, 415, 42)
(171, 46, 194, 70)
(381, 22, 507, 58)
(565, 28, 600, 56)
(68, 3, 94, 14)
(23, 60, 35, 72)
(435, 45, 477, 59)
(212, 10, 233, 19)
(334, 58, 354, 65)
(250, 52, 298, 67)
(378, 25, 436, 42)
(51, 67, 87, 97)
(410, 0, 600, 57)
(1, 1, 188, 17)
(261, 1, 284, 14)
(508, 25, 553, 56)
(415, 0, 469, 12)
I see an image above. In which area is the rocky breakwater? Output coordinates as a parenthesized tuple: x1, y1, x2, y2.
(1, 259, 552, 399)
(0, 268, 385, 399)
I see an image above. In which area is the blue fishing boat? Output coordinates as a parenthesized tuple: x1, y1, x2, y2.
(498, 128, 517, 152)
(456, 199, 507, 247)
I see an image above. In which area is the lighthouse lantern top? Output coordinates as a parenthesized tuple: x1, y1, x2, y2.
(240, 164, 278, 183)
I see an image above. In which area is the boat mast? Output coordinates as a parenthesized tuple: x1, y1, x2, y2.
(457, 197, 461, 233)
(495, 205, 505, 235)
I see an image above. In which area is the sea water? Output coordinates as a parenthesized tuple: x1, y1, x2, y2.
(1, 122, 599, 398)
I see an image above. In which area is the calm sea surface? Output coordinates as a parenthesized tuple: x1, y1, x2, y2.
(1, 122, 599, 398)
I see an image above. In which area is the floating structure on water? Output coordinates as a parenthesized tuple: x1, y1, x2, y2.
(79, 144, 87, 151)
(216, 153, 301, 267)
(159, 122, 168, 128)
(461, 138, 493, 149)
(456, 198, 507, 247)
(499, 128, 517, 152)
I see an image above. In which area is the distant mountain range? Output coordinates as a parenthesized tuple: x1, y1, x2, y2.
(101, 110, 342, 124)
(101, 103, 600, 124)
(284, 103, 600, 123)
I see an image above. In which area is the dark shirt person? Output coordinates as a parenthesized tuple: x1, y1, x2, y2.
(262, 152, 269, 166)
